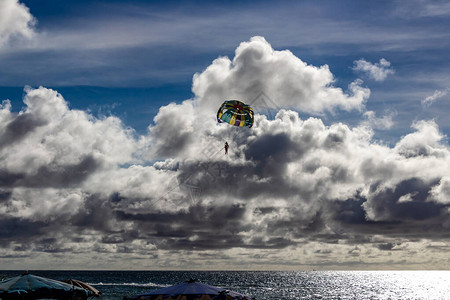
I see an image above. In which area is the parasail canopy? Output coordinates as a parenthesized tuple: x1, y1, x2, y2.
(217, 100, 254, 128)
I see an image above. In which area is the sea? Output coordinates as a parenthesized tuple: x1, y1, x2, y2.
(1, 270, 449, 299)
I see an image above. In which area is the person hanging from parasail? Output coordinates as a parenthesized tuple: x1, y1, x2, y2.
(224, 141, 229, 155)
(217, 100, 254, 155)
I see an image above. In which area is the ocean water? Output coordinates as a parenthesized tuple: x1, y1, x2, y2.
(1, 270, 449, 299)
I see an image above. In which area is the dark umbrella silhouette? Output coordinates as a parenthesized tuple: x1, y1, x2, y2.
(61, 279, 102, 297)
(0, 272, 91, 300)
(125, 278, 254, 300)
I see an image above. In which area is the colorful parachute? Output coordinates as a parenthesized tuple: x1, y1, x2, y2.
(217, 100, 254, 128)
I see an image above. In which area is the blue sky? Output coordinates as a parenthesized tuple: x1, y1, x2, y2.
(1, 0, 450, 270)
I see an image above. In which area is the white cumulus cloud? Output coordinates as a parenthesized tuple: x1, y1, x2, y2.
(421, 88, 449, 107)
(193, 36, 370, 115)
(429, 177, 450, 204)
(0, 0, 36, 46)
(353, 58, 395, 81)
(361, 110, 396, 130)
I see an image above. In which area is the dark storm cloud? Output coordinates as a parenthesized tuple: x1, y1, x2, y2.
(23, 155, 100, 188)
(71, 194, 119, 233)
(116, 203, 248, 241)
(0, 170, 24, 187)
(0, 253, 30, 259)
(245, 132, 300, 178)
(258, 210, 325, 241)
(0, 113, 47, 148)
(236, 236, 295, 250)
(326, 186, 450, 240)
(376, 242, 401, 251)
(0, 156, 99, 188)
(333, 196, 367, 225)
(33, 238, 71, 253)
(152, 127, 192, 158)
(111, 203, 307, 250)
(0, 216, 48, 246)
(160, 234, 243, 251)
(167, 124, 327, 204)
(171, 160, 267, 201)
(363, 178, 444, 221)
(0, 189, 12, 202)
(0, 212, 94, 254)
(101, 232, 138, 244)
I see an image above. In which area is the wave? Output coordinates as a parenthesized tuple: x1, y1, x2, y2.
(89, 282, 169, 288)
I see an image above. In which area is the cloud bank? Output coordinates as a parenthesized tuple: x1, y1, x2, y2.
(1, 37, 449, 270)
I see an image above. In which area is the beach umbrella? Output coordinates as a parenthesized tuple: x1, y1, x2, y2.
(125, 279, 254, 300)
(61, 279, 102, 297)
(0, 272, 91, 300)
